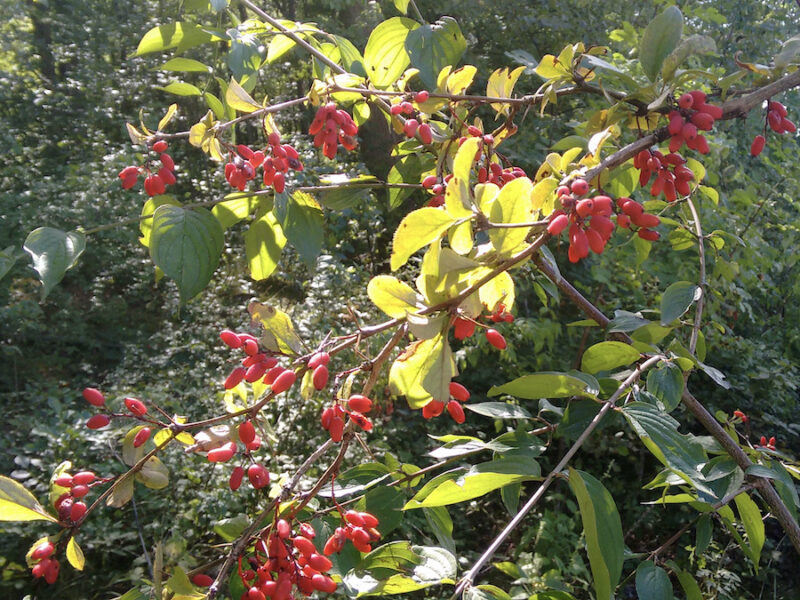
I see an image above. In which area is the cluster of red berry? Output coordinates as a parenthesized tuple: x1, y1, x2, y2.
(757, 436, 777, 451)
(614, 197, 661, 241)
(118, 140, 177, 196)
(320, 394, 373, 443)
(633, 149, 695, 202)
(751, 100, 796, 157)
(452, 312, 509, 350)
(324, 510, 382, 554)
(30, 541, 59, 584)
(477, 162, 527, 188)
(421, 381, 470, 423)
(392, 91, 434, 143)
(665, 91, 722, 154)
(224, 134, 303, 194)
(309, 102, 358, 159)
(237, 519, 338, 599)
(53, 470, 100, 525)
(548, 179, 616, 263)
(220, 329, 297, 395)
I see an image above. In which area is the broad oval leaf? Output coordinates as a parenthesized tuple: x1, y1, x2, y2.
(639, 6, 683, 81)
(488, 372, 593, 399)
(23, 227, 86, 299)
(0, 476, 57, 522)
(661, 281, 699, 325)
(405, 17, 467, 90)
(344, 544, 456, 596)
(158, 57, 212, 72)
(465, 402, 532, 419)
(389, 334, 455, 408)
(676, 569, 703, 600)
(635, 561, 672, 600)
(580, 342, 640, 374)
(364, 17, 419, 89)
(390, 208, 457, 271)
(646, 362, 684, 412)
(157, 81, 202, 96)
(404, 457, 541, 509)
(489, 177, 535, 256)
(66, 537, 85, 571)
(136, 456, 169, 489)
(149, 205, 224, 300)
(245, 210, 286, 280)
(134, 22, 217, 56)
(248, 301, 304, 356)
(567, 468, 623, 600)
(368, 275, 419, 318)
(734, 492, 765, 567)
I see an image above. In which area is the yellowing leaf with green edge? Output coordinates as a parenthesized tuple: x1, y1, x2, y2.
(531, 177, 558, 214)
(188, 110, 215, 147)
(448, 219, 474, 255)
(391, 208, 457, 271)
(134, 22, 219, 56)
(453, 137, 481, 182)
(487, 66, 526, 115)
(363, 17, 418, 89)
(248, 301, 304, 356)
(136, 456, 169, 490)
(489, 177, 535, 256)
(367, 275, 419, 318)
(535, 54, 570, 79)
(245, 210, 286, 281)
(389, 334, 455, 408)
(225, 77, 261, 113)
(66, 537, 85, 571)
(139, 195, 182, 248)
(0, 476, 57, 522)
(158, 104, 179, 131)
(476, 270, 515, 313)
(446, 65, 477, 95)
(475, 182, 499, 215)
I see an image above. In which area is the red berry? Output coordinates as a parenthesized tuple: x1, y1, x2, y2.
(421, 175, 438, 189)
(143, 174, 166, 196)
(768, 110, 783, 132)
(224, 367, 247, 389)
(31, 541, 55, 560)
(308, 553, 333, 572)
(419, 123, 433, 144)
(82, 387, 106, 407)
(768, 101, 787, 117)
(43, 558, 60, 584)
(449, 382, 470, 402)
(271, 370, 296, 394)
(617, 214, 631, 229)
(690, 110, 715, 131)
(55, 474, 73, 487)
(207, 442, 236, 463)
(570, 179, 589, 195)
(485, 328, 507, 350)
(133, 427, 151, 447)
(191, 573, 214, 587)
(678, 93, 694, 109)
(247, 464, 270, 489)
(70, 501, 87, 522)
(329, 416, 345, 442)
(229, 466, 245, 490)
(390, 103, 403, 115)
(414, 90, 429, 103)
(152, 140, 168, 153)
(238, 420, 256, 445)
(219, 329, 242, 349)
(547, 213, 569, 236)
(403, 118, 419, 138)
(124, 397, 147, 416)
(446, 399, 466, 423)
(422, 400, 445, 419)
(308, 351, 330, 368)
(312, 364, 329, 390)
(637, 228, 660, 241)
(312, 574, 337, 593)
(276, 518, 292, 539)
(668, 112, 685, 135)
(87, 414, 110, 429)
(576, 198, 594, 218)
(781, 118, 796, 133)
(347, 394, 372, 413)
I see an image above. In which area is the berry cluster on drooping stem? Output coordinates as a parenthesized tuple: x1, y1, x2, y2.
(224, 133, 303, 194)
(320, 393, 373, 443)
(30, 541, 59, 584)
(633, 149, 695, 202)
(220, 329, 296, 395)
(391, 91, 434, 143)
(309, 102, 358, 159)
(324, 509, 382, 555)
(751, 100, 796, 157)
(666, 90, 722, 154)
(118, 140, 177, 196)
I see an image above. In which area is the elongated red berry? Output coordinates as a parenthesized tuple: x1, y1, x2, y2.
(548, 213, 569, 236)
(82, 388, 106, 407)
(220, 329, 242, 349)
(31, 541, 55, 560)
(87, 414, 110, 429)
(422, 400, 445, 419)
(419, 123, 433, 144)
(225, 367, 246, 389)
(271, 370, 296, 394)
(449, 382, 470, 402)
(453, 317, 476, 340)
(229, 466, 245, 490)
(70, 501, 87, 522)
(133, 427, 151, 447)
(238, 420, 256, 445)
(44, 558, 59, 584)
(403, 119, 419, 138)
(124, 397, 147, 416)
(308, 553, 333, 572)
(247, 464, 270, 489)
(308, 352, 330, 368)
(348, 394, 372, 413)
(207, 442, 236, 463)
(329, 416, 344, 442)
(143, 174, 165, 197)
(312, 364, 329, 390)
(485, 328, 507, 350)
(191, 573, 214, 587)
(447, 400, 466, 423)
(312, 574, 337, 593)
(152, 140, 168, 153)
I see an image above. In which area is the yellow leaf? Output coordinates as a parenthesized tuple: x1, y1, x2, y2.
(248, 301, 304, 356)
(448, 219, 474, 255)
(475, 183, 499, 215)
(368, 275, 419, 318)
(0, 476, 56, 522)
(487, 66, 526, 115)
(391, 207, 457, 271)
(225, 77, 261, 113)
(489, 177, 535, 256)
(476, 270, 516, 312)
(446, 65, 477, 95)
(158, 104, 179, 131)
(245, 210, 286, 281)
(389, 333, 455, 408)
(531, 177, 558, 214)
(444, 176, 472, 218)
(66, 537, 85, 571)
(452, 136, 481, 182)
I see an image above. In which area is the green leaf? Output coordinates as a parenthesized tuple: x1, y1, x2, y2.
(489, 177, 535, 256)
(227, 29, 262, 79)
(646, 362, 684, 412)
(661, 281, 699, 325)
(23, 227, 86, 299)
(622, 402, 712, 496)
(357, 486, 405, 536)
(245, 210, 286, 280)
(388, 155, 423, 209)
(0, 245, 19, 282)
(488, 372, 594, 399)
(390, 207, 457, 270)
(466, 586, 512, 600)
(107, 474, 134, 508)
(635, 561, 672, 600)
(157, 81, 202, 96)
(774, 33, 800, 69)
(66, 537, 85, 571)
(334, 35, 367, 77)
(166, 566, 204, 598)
(0, 476, 57, 522)
(212, 194, 260, 229)
(140, 196, 182, 249)
(134, 22, 217, 56)
(136, 456, 169, 489)
(639, 6, 683, 81)
(423, 506, 455, 554)
(734, 492, 765, 568)
(676, 570, 703, 600)
(465, 402, 532, 419)
(344, 544, 456, 596)
(364, 17, 419, 89)
(405, 17, 467, 90)
(404, 457, 540, 509)
(213, 514, 249, 542)
(695, 514, 712, 555)
(368, 275, 419, 318)
(567, 468, 623, 600)
(279, 192, 324, 268)
(580, 341, 640, 374)
(149, 205, 224, 301)
(661, 35, 716, 81)
(248, 301, 304, 356)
